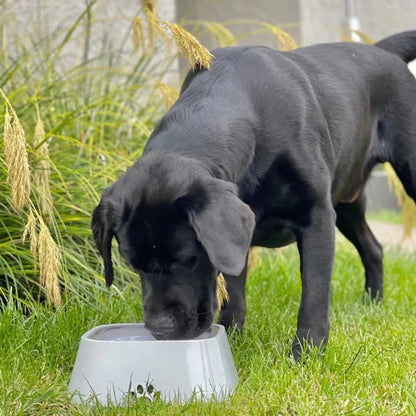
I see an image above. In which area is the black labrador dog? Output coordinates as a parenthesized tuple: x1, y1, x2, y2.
(92, 31, 416, 358)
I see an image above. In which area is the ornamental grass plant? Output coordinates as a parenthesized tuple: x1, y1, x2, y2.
(0, 2, 415, 414)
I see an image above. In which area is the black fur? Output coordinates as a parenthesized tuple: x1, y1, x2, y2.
(92, 31, 416, 358)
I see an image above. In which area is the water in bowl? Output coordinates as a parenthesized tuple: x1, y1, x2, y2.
(87, 324, 217, 342)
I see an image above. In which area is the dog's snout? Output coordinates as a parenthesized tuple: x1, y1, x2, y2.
(145, 313, 175, 336)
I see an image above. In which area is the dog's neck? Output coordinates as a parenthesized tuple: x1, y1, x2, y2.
(143, 94, 259, 184)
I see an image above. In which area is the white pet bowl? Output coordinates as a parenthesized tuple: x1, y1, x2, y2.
(68, 323, 238, 405)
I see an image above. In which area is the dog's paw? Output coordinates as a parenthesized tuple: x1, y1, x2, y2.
(362, 290, 383, 305)
(217, 312, 245, 332)
(290, 335, 327, 363)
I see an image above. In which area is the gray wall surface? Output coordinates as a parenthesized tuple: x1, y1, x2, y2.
(2, 0, 178, 83)
(3, 0, 415, 69)
(176, 0, 416, 48)
(177, 0, 300, 48)
(300, 0, 416, 45)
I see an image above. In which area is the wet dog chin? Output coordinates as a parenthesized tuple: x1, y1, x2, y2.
(149, 324, 210, 340)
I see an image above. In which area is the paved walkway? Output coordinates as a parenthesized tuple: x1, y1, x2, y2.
(367, 221, 416, 253)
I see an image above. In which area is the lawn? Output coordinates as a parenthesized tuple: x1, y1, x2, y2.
(1, 241, 415, 416)
(367, 210, 403, 225)
(1, 3, 416, 415)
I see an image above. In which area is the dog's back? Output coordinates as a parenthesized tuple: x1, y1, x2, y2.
(93, 31, 416, 357)
(147, 32, 416, 205)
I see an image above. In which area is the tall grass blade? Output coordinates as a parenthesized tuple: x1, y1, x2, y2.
(133, 17, 146, 52)
(32, 112, 53, 216)
(51, 0, 98, 63)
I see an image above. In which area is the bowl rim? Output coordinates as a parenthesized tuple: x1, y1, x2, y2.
(80, 323, 225, 345)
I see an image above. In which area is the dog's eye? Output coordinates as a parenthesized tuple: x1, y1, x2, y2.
(171, 252, 195, 269)
(189, 255, 198, 264)
(177, 254, 198, 268)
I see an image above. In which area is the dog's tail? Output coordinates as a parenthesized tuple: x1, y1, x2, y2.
(375, 30, 416, 63)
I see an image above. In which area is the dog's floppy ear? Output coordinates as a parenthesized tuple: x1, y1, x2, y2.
(91, 197, 117, 287)
(188, 179, 255, 276)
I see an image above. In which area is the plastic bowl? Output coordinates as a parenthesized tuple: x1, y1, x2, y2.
(68, 323, 238, 405)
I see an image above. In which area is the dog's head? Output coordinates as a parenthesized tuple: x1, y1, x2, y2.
(92, 154, 255, 339)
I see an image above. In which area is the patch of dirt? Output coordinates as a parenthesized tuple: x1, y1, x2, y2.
(367, 220, 416, 253)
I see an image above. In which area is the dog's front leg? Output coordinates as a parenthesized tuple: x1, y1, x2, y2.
(218, 258, 248, 331)
(292, 204, 336, 360)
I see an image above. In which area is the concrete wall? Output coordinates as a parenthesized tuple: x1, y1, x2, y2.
(300, 0, 416, 45)
(1, 0, 178, 82)
(365, 172, 400, 213)
(176, 0, 300, 48)
(353, 0, 416, 44)
(5, 0, 415, 65)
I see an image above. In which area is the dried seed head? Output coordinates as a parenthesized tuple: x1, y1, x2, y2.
(203, 22, 236, 47)
(385, 163, 416, 238)
(33, 115, 53, 215)
(216, 273, 229, 309)
(156, 83, 179, 109)
(3, 105, 31, 210)
(38, 219, 62, 307)
(133, 17, 145, 52)
(165, 23, 214, 70)
(137, 1, 171, 53)
(142, 0, 169, 51)
(142, 0, 155, 13)
(22, 209, 38, 262)
(341, 28, 374, 44)
(143, 2, 158, 50)
(260, 23, 297, 51)
(247, 246, 261, 274)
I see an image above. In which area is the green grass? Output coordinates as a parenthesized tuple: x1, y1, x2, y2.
(366, 210, 403, 225)
(1, 3, 415, 415)
(1, 242, 415, 416)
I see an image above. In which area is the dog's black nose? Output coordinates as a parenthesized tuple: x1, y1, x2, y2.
(145, 314, 176, 339)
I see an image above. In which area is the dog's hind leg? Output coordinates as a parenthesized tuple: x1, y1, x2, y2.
(335, 193, 384, 299)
